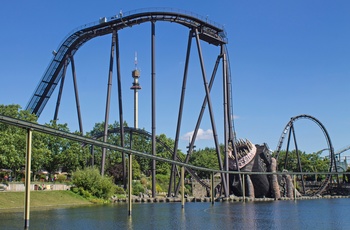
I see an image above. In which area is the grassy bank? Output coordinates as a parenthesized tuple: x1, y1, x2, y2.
(0, 190, 92, 211)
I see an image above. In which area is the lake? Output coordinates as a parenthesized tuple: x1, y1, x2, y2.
(1, 198, 349, 229)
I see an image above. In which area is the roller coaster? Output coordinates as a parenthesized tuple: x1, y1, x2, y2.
(25, 8, 233, 197)
(275, 114, 338, 195)
(22, 8, 345, 198)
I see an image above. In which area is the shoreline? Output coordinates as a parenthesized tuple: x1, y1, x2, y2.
(2, 193, 349, 213)
(112, 194, 350, 203)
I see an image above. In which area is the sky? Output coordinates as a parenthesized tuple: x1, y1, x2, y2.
(0, 1, 349, 158)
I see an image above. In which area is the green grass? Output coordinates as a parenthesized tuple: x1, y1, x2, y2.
(0, 190, 92, 211)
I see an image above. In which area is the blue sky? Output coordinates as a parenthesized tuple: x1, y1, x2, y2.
(0, 1, 349, 157)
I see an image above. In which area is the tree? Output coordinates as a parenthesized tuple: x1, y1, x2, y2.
(276, 150, 330, 175)
(189, 147, 220, 179)
(0, 104, 38, 177)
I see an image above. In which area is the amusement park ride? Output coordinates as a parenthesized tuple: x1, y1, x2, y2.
(24, 8, 345, 199)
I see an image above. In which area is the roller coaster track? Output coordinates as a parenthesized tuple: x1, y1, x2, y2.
(25, 8, 227, 116)
(87, 127, 210, 189)
(275, 114, 337, 195)
(335, 145, 350, 156)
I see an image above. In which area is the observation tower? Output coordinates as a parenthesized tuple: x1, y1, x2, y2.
(130, 53, 141, 129)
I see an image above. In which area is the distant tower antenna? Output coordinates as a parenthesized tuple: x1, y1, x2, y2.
(134, 51, 138, 70)
(131, 52, 141, 128)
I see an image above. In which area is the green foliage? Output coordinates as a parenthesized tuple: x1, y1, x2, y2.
(126, 157, 141, 180)
(155, 174, 170, 193)
(189, 147, 220, 178)
(72, 167, 117, 199)
(0, 105, 91, 177)
(56, 174, 67, 183)
(185, 184, 192, 196)
(276, 150, 330, 174)
(115, 186, 125, 195)
(71, 187, 79, 193)
(79, 187, 92, 199)
(132, 181, 145, 196)
(0, 104, 37, 175)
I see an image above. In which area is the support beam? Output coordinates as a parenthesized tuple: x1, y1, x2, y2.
(70, 56, 84, 134)
(24, 129, 32, 229)
(194, 28, 228, 196)
(128, 153, 132, 216)
(221, 45, 229, 194)
(292, 126, 306, 193)
(224, 44, 235, 143)
(101, 31, 116, 176)
(90, 145, 95, 166)
(115, 31, 127, 189)
(168, 29, 193, 197)
(223, 44, 242, 194)
(242, 174, 245, 201)
(211, 172, 214, 205)
(151, 21, 156, 197)
(53, 56, 68, 121)
(181, 166, 185, 209)
(174, 55, 221, 195)
(284, 126, 293, 170)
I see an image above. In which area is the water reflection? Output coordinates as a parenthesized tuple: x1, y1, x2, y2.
(1, 199, 350, 229)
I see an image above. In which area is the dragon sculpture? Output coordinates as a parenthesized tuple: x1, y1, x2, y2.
(227, 139, 298, 199)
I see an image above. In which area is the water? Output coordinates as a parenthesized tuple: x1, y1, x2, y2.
(1, 199, 350, 230)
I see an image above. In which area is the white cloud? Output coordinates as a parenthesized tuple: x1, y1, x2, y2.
(181, 128, 213, 141)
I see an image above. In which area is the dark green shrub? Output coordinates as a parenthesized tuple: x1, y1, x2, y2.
(71, 187, 79, 193)
(132, 181, 145, 196)
(115, 186, 125, 195)
(72, 167, 117, 199)
(56, 174, 67, 183)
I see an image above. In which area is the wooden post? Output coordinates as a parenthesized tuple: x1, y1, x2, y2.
(211, 172, 214, 205)
(128, 154, 132, 216)
(242, 174, 245, 202)
(294, 174, 297, 201)
(24, 129, 32, 229)
(181, 166, 185, 208)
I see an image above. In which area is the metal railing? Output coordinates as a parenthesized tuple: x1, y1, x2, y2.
(1, 115, 348, 179)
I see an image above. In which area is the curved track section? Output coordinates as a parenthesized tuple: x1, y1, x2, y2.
(25, 8, 227, 116)
(335, 145, 350, 156)
(275, 114, 336, 194)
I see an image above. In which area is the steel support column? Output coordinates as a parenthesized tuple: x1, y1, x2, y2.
(292, 125, 306, 193)
(194, 28, 228, 197)
(101, 31, 116, 176)
(115, 31, 127, 188)
(284, 126, 292, 170)
(53, 56, 68, 121)
(151, 21, 156, 197)
(168, 29, 193, 197)
(221, 45, 229, 195)
(70, 56, 84, 134)
(174, 54, 221, 195)
(223, 44, 241, 194)
(90, 145, 94, 166)
(224, 45, 235, 142)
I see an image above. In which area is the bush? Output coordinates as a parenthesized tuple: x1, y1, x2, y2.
(72, 167, 117, 200)
(132, 181, 145, 196)
(155, 174, 169, 193)
(115, 186, 125, 195)
(71, 187, 79, 193)
(56, 174, 67, 183)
